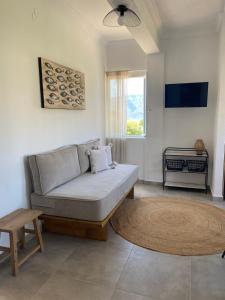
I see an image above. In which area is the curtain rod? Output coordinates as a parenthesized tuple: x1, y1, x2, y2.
(106, 69, 147, 73)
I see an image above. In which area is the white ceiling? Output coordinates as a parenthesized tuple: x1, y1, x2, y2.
(67, 0, 132, 41)
(155, 0, 225, 35)
(66, 0, 225, 41)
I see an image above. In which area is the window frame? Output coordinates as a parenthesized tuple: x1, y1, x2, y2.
(125, 70, 147, 139)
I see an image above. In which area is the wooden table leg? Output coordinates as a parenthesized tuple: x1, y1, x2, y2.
(10, 231, 18, 276)
(33, 218, 44, 252)
(20, 227, 25, 249)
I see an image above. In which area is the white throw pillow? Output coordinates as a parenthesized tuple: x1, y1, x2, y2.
(97, 145, 113, 165)
(88, 149, 109, 174)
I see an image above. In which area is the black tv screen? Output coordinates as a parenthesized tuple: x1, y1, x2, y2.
(165, 82, 208, 108)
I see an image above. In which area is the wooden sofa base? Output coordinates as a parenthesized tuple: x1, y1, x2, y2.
(40, 214, 108, 241)
(39, 185, 135, 241)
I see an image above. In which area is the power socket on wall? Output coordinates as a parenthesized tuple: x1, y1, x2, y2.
(32, 8, 38, 20)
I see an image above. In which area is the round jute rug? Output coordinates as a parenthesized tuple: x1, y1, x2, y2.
(111, 197, 225, 256)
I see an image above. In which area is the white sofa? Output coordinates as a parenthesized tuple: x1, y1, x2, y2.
(28, 139, 138, 240)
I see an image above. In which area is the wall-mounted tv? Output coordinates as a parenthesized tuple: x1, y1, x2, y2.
(165, 82, 208, 108)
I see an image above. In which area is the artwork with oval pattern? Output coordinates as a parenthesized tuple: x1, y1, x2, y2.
(38, 57, 85, 110)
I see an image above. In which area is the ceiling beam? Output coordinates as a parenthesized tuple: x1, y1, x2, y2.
(107, 0, 162, 54)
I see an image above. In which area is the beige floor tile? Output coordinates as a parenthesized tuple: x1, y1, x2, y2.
(112, 289, 156, 300)
(0, 257, 51, 300)
(58, 240, 132, 286)
(117, 247, 190, 300)
(191, 254, 225, 300)
(32, 270, 115, 300)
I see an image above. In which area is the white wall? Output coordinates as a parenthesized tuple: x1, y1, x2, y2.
(0, 0, 105, 244)
(106, 34, 218, 184)
(163, 34, 218, 184)
(106, 39, 147, 71)
(212, 14, 225, 198)
(106, 40, 165, 181)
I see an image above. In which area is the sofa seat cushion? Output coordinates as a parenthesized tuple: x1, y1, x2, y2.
(31, 164, 138, 221)
(29, 145, 81, 195)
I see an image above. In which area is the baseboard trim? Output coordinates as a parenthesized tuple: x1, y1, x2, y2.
(212, 196, 224, 201)
(137, 180, 214, 196)
(137, 180, 162, 186)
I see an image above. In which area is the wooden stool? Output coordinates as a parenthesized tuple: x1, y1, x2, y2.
(0, 209, 44, 276)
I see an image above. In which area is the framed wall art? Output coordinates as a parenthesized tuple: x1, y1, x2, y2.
(38, 57, 85, 110)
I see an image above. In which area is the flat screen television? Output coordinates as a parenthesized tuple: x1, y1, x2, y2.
(165, 82, 208, 108)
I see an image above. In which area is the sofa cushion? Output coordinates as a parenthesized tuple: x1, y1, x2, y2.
(77, 139, 100, 173)
(30, 164, 138, 221)
(97, 145, 113, 165)
(89, 149, 109, 173)
(29, 145, 81, 195)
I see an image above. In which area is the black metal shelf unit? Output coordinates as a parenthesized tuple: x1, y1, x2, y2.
(162, 147, 209, 191)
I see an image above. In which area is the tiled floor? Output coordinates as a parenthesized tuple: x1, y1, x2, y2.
(1, 183, 225, 300)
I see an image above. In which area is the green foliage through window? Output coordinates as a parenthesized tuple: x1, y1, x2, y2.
(126, 119, 144, 136)
(126, 75, 145, 136)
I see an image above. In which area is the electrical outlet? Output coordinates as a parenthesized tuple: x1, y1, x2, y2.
(32, 8, 38, 20)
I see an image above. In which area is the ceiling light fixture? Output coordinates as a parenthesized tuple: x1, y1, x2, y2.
(103, 4, 141, 27)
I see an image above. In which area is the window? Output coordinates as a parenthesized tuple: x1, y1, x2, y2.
(105, 70, 146, 139)
(126, 72, 146, 137)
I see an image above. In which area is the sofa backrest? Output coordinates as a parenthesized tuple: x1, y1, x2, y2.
(77, 139, 100, 173)
(28, 145, 81, 195)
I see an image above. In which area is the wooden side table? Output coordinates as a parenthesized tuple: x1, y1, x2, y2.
(0, 209, 44, 276)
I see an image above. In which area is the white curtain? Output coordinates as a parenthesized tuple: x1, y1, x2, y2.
(105, 71, 128, 163)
